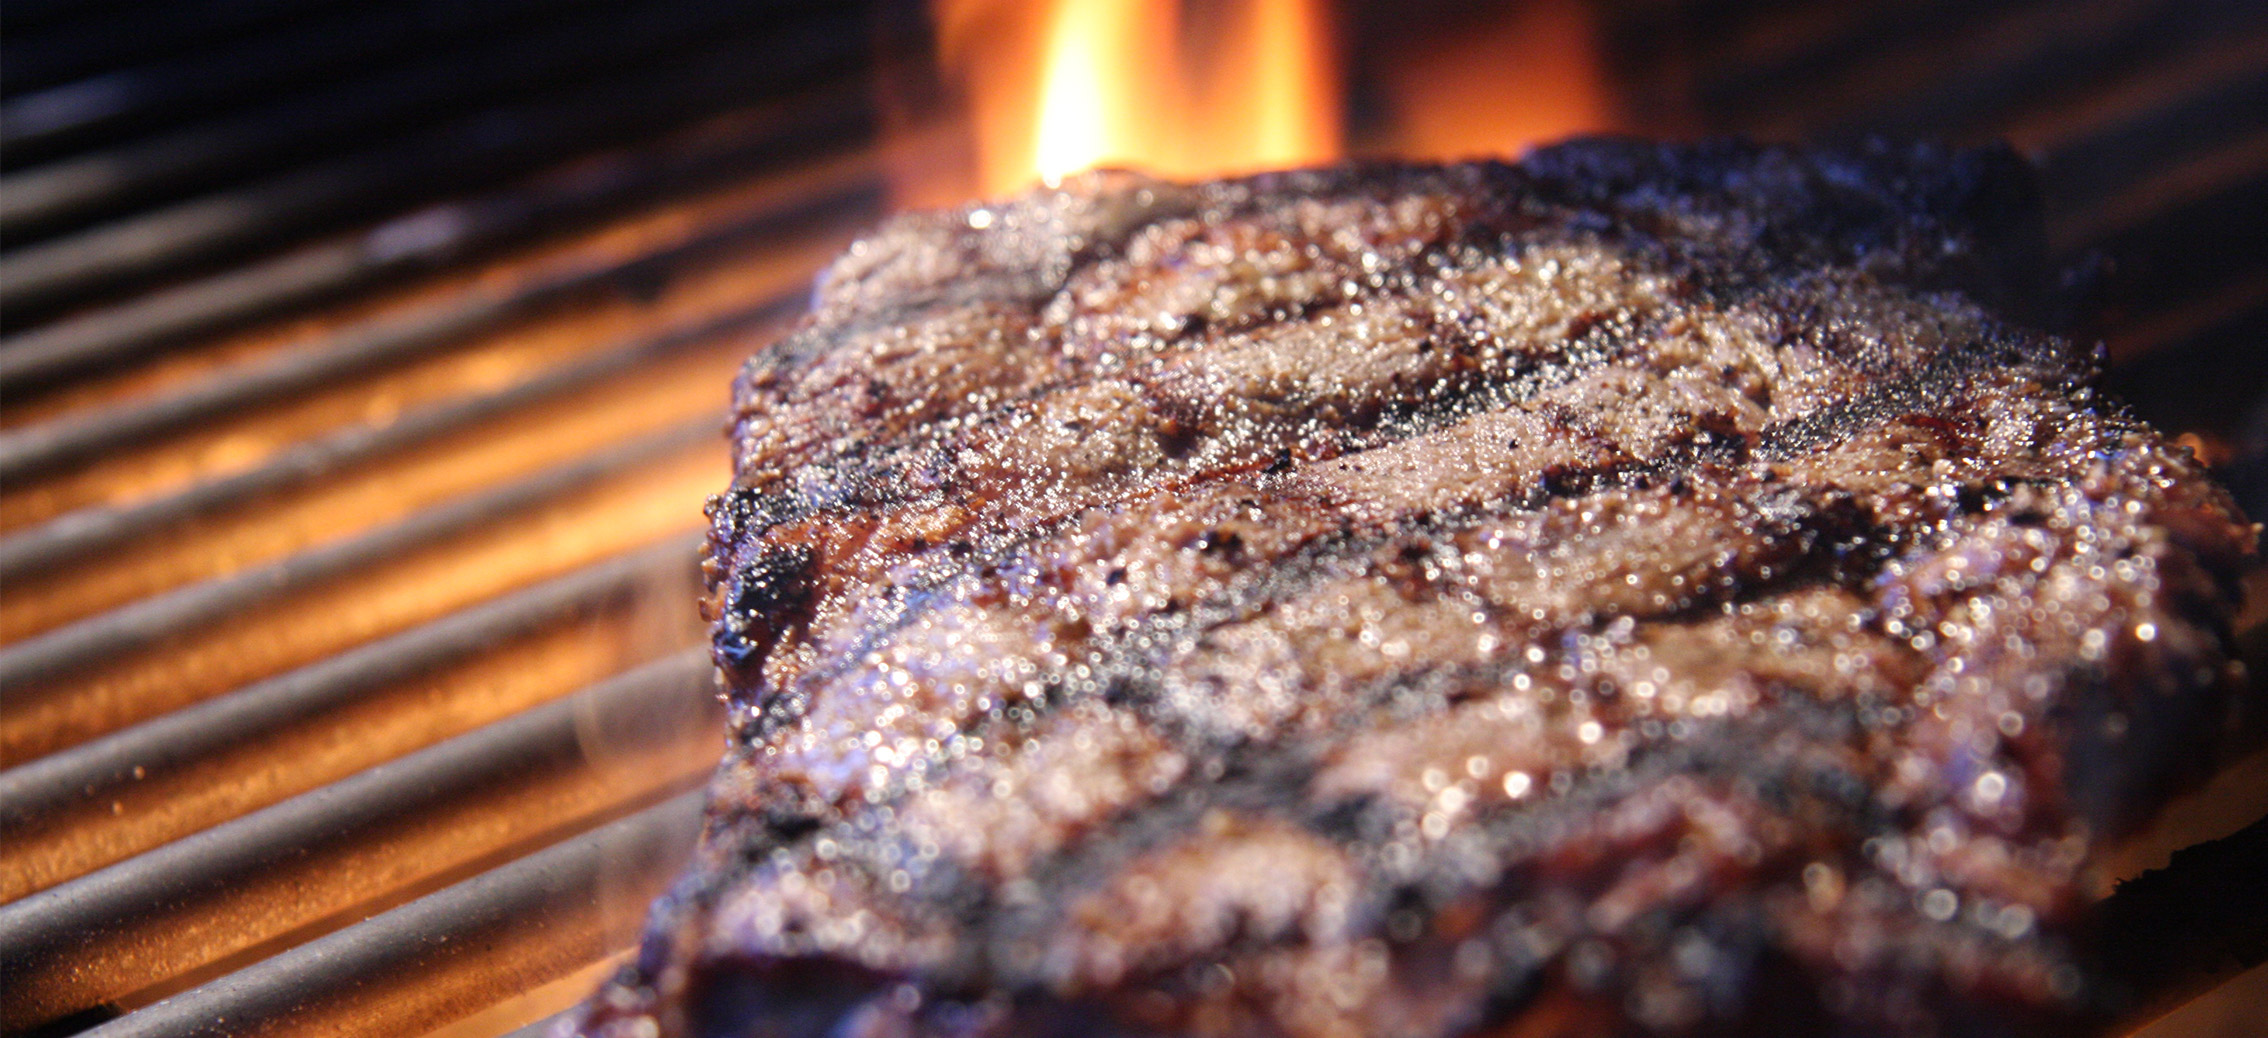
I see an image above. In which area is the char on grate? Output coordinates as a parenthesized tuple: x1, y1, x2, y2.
(1, 1, 2263, 1037)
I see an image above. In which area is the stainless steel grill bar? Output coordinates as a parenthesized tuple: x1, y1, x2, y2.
(2072, 142, 2268, 449)
(0, 0, 603, 168)
(0, 532, 702, 847)
(0, 295, 793, 582)
(1684, 0, 2267, 136)
(0, 418, 717, 696)
(1814, 0, 2268, 139)
(0, 174, 877, 481)
(0, 0, 812, 237)
(0, 4, 870, 1033)
(0, 0, 308, 96)
(0, 12, 869, 322)
(74, 790, 706, 1038)
(2033, 62, 2268, 220)
(0, 88, 871, 387)
(0, 650, 716, 1028)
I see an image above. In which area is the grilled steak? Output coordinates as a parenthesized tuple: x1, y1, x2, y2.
(568, 140, 2257, 1038)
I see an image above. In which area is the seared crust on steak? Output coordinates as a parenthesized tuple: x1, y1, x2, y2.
(569, 140, 2257, 1038)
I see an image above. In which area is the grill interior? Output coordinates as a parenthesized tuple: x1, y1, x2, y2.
(1, 2, 2263, 1036)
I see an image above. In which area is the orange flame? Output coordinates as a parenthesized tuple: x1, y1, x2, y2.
(1026, 0, 1171, 185)
(932, 0, 1341, 198)
(917, 0, 1617, 206)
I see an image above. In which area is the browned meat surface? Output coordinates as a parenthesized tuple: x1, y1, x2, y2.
(567, 140, 2258, 1038)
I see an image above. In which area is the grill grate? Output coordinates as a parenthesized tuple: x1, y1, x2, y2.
(1, 2, 915, 1032)
(3, 2, 2263, 1036)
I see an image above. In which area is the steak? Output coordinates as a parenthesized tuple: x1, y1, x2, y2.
(568, 140, 2257, 1038)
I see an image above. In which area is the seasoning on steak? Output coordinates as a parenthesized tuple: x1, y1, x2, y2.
(566, 140, 2258, 1038)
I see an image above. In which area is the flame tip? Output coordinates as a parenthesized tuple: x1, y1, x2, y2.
(937, 0, 1341, 197)
(916, 0, 1612, 205)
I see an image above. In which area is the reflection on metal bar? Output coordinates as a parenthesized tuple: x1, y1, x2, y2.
(0, 178, 873, 480)
(0, 650, 715, 1028)
(0, 293, 793, 580)
(1, 0, 309, 97)
(0, 88, 870, 387)
(0, 532, 700, 845)
(1, 0, 641, 211)
(0, 4, 884, 1035)
(75, 790, 704, 1038)
(0, 10, 865, 321)
(0, 418, 717, 693)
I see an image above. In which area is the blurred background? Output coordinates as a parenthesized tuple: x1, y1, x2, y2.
(0, 1, 2261, 1035)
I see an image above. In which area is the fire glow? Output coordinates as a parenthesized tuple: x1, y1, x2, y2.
(934, 0, 1341, 196)
(926, 0, 1617, 201)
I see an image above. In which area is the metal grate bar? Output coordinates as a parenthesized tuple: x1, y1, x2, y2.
(0, 533, 704, 898)
(0, 297, 792, 582)
(74, 790, 706, 1038)
(0, 650, 716, 1028)
(0, 0, 821, 239)
(0, 4, 891, 1033)
(0, 10, 870, 324)
(1813, 0, 2268, 139)
(2035, 57, 2268, 220)
(0, 0, 611, 168)
(506, 1012, 569, 1038)
(0, 174, 876, 482)
(0, 87, 872, 388)
(0, 0, 314, 97)
(0, 418, 717, 697)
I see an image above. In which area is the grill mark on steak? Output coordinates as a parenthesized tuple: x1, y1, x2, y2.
(572, 141, 2256, 1038)
(710, 305, 1695, 706)
(717, 257, 2034, 635)
(714, 241, 1667, 555)
(736, 450, 1877, 815)
(719, 283, 1949, 724)
(743, 311, 2013, 766)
